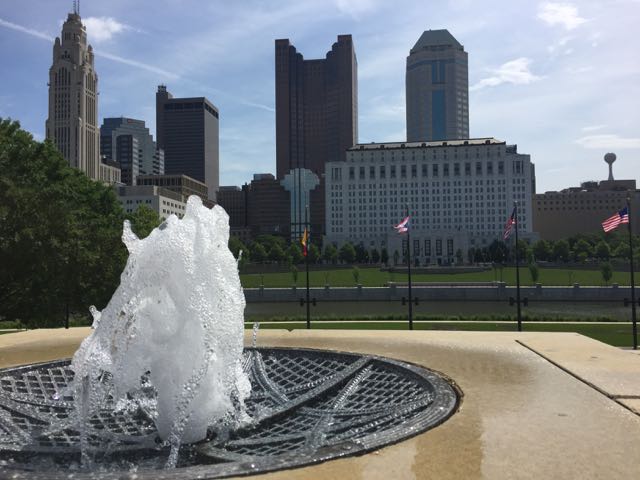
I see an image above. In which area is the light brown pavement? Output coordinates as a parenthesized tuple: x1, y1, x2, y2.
(1, 328, 639, 479)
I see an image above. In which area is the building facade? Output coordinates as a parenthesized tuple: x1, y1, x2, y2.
(46, 8, 103, 181)
(534, 180, 640, 240)
(325, 139, 534, 265)
(155, 85, 219, 202)
(406, 30, 469, 142)
(137, 174, 208, 203)
(100, 117, 164, 185)
(216, 186, 247, 228)
(117, 185, 186, 221)
(275, 35, 358, 179)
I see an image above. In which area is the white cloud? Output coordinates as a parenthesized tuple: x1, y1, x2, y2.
(581, 125, 607, 132)
(470, 57, 542, 91)
(83, 17, 131, 42)
(537, 2, 587, 30)
(575, 134, 640, 149)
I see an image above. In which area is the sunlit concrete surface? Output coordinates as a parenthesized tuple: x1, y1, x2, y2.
(1, 328, 639, 479)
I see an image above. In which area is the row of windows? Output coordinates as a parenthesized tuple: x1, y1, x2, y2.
(333, 160, 525, 181)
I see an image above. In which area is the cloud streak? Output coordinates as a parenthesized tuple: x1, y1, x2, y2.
(0, 16, 176, 79)
(537, 2, 587, 30)
(575, 134, 640, 149)
(470, 57, 541, 91)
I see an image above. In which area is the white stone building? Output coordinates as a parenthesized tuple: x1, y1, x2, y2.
(117, 186, 187, 221)
(325, 138, 535, 265)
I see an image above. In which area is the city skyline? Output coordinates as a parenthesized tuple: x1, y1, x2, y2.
(1, 0, 639, 193)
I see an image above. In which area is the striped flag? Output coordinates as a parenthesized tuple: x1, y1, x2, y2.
(602, 207, 629, 232)
(503, 207, 516, 240)
(394, 216, 410, 234)
(300, 228, 309, 257)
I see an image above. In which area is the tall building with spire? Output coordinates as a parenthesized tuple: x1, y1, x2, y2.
(46, 5, 119, 183)
(406, 29, 469, 142)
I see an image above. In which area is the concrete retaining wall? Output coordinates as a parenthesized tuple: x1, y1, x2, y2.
(244, 284, 636, 303)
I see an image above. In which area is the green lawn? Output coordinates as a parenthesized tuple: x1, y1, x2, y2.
(246, 320, 636, 347)
(240, 266, 632, 288)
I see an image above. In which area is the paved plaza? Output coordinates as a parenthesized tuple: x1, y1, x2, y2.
(0, 328, 639, 479)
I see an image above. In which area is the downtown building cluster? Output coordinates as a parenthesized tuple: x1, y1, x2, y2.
(45, 8, 217, 221)
(44, 7, 637, 257)
(217, 29, 536, 264)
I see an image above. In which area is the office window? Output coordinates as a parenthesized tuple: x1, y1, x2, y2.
(421, 164, 428, 177)
(498, 161, 504, 175)
(370, 166, 376, 179)
(380, 165, 386, 179)
(443, 164, 450, 177)
(433, 164, 439, 177)
(411, 164, 417, 178)
(476, 161, 482, 175)
(401, 165, 407, 178)
(436, 239, 442, 255)
(391, 165, 396, 178)
(349, 167, 354, 180)
(359, 166, 365, 179)
(425, 239, 431, 256)
(447, 239, 454, 256)
(487, 162, 493, 175)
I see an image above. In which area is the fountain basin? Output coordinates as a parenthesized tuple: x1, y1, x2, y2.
(0, 345, 459, 479)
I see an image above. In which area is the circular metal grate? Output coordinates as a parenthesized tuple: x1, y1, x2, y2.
(0, 348, 459, 479)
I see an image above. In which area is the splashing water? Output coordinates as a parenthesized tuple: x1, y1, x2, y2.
(70, 196, 251, 467)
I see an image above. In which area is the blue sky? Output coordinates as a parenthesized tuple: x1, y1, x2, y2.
(1, 0, 638, 192)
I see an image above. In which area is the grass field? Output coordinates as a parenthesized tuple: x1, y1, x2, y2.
(245, 320, 637, 348)
(240, 266, 632, 288)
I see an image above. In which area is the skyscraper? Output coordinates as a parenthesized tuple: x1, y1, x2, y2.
(406, 29, 469, 142)
(46, 7, 101, 180)
(275, 35, 358, 180)
(155, 85, 219, 201)
(101, 117, 164, 186)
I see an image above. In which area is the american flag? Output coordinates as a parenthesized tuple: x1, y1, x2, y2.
(602, 207, 629, 232)
(394, 216, 410, 234)
(503, 207, 516, 240)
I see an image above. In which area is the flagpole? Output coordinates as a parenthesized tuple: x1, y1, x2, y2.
(406, 205, 413, 331)
(627, 197, 637, 349)
(305, 205, 311, 330)
(514, 201, 522, 332)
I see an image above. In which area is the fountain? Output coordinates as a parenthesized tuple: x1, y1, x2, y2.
(0, 196, 459, 479)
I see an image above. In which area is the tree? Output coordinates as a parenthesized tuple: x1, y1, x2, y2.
(573, 239, 593, 261)
(228, 235, 247, 260)
(600, 262, 613, 285)
(287, 242, 303, 265)
(488, 240, 508, 263)
(467, 248, 476, 264)
(370, 248, 380, 263)
(339, 242, 356, 264)
(267, 243, 285, 263)
(380, 248, 389, 265)
(552, 240, 570, 262)
(533, 240, 551, 261)
(290, 265, 298, 286)
(354, 243, 369, 263)
(595, 240, 611, 260)
(528, 263, 540, 283)
(308, 243, 320, 263)
(250, 242, 267, 263)
(0, 119, 126, 328)
(515, 239, 528, 262)
(322, 243, 338, 264)
(393, 250, 400, 265)
(455, 249, 464, 265)
(352, 266, 360, 285)
(127, 205, 161, 239)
